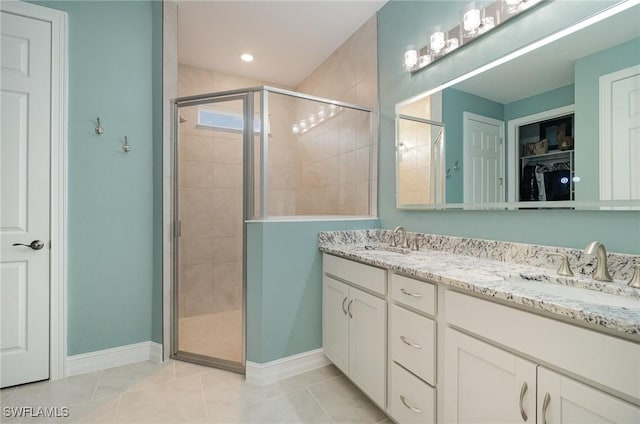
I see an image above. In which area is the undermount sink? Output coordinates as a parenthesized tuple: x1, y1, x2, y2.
(496, 271, 640, 299)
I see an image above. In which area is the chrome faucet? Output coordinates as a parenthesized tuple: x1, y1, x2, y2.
(584, 241, 613, 282)
(389, 226, 410, 249)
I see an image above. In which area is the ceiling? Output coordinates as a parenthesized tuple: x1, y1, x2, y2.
(453, 3, 640, 104)
(177, 0, 387, 88)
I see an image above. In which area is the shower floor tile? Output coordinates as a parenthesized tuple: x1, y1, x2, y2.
(178, 309, 243, 363)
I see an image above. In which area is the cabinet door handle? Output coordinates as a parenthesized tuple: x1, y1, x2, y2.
(400, 288, 422, 298)
(542, 392, 551, 424)
(400, 395, 422, 414)
(341, 297, 347, 315)
(519, 382, 528, 421)
(347, 299, 353, 318)
(400, 335, 423, 349)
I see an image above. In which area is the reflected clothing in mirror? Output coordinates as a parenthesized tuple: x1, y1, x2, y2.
(520, 165, 539, 201)
(544, 170, 571, 201)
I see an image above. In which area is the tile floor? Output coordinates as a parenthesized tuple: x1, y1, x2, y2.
(1, 361, 390, 424)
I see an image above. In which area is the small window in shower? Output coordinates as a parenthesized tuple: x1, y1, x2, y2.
(197, 107, 262, 133)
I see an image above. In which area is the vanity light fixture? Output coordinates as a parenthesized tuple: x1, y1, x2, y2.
(240, 53, 254, 62)
(403, 0, 544, 74)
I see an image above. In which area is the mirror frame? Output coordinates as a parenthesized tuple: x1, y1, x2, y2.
(395, 0, 640, 211)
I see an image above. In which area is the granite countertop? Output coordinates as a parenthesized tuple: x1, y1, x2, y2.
(319, 231, 640, 340)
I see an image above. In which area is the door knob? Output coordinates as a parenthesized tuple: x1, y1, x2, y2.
(12, 240, 45, 250)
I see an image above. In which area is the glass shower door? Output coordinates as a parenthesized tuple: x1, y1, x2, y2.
(173, 94, 248, 372)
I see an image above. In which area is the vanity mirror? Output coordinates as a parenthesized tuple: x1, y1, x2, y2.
(395, 1, 640, 210)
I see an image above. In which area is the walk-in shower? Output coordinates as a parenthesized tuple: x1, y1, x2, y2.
(171, 86, 374, 373)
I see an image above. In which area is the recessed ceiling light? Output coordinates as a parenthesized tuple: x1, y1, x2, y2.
(240, 53, 254, 62)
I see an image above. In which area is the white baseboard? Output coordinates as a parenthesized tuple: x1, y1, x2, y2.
(66, 341, 163, 377)
(246, 348, 330, 385)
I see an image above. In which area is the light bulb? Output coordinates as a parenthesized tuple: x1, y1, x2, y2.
(328, 104, 338, 116)
(318, 107, 326, 121)
(292, 123, 300, 134)
(463, 8, 481, 32)
(430, 30, 445, 53)
(299, 119, 307, 130)
(403, 45, 419, 71)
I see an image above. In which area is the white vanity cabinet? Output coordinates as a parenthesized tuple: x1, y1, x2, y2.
(444, 329, 536, 423)
(445, 290, 640, 424)
(322, 255, 387, 408)
(322, 253, 640, 424)
(537, 367, 640, 423)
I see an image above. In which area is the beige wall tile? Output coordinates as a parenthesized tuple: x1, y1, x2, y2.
(179, 263, 214, 295)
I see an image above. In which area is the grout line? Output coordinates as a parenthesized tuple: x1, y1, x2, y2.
(198, 375, 209, 418)
(89, 369, 104, 401)
(306, 387, 335, 424)
(112, 393, 122, 424)
(305, 373, 344, 389)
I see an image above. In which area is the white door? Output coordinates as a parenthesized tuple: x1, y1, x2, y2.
(600, 66, 640, 202)
(1, 10, 52, 388)
(322, 276, 349, 374)
(463, 112, 505, 204)
(348, 287, 386, 409)
(537, 367, 640, 423)
(444, 329, 537, 423)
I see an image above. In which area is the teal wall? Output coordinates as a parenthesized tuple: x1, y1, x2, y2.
(504, 84, 575, 123)
(574, 37, 640, 201)
(30, 1, 163, 354)
(378, 0, 640, 255)
(246, 219, 379, 363)
(442, 88, 504, 202)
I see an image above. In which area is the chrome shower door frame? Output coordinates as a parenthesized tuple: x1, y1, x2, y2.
(171, 90, 253, 374)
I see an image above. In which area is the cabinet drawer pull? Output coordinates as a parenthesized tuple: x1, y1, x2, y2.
(400, 288, 423, 298)
(400, 395, 422, 414)
(400, 335, 423, 349)
(347, 299, 353, 318)
(542, 392, 551, 424)
(341, 297, 347, 315)
(519, 382, 528, 421)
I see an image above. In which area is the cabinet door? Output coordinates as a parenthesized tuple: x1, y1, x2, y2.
(537, 367, 640, 424)
(349, 287, 387, 408)
(323, 276, 349, 374)
(444, 329, 537, 423)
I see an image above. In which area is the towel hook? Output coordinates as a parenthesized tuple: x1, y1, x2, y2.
(122, 136, 131, 153)
(95, 117, 104, 135)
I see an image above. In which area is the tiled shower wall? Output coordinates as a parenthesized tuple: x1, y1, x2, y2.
(295, 16, 378, 215)
(177, 65, 256, 318)
(177, 108, 244, 317)
(177, 66, 297, 317)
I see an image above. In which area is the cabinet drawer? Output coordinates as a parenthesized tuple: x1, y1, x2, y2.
(391, 305, 436, 385)
(391, 273, 436, 316)
(390, 362, 436, 424)
(323, 254, 386, 295)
